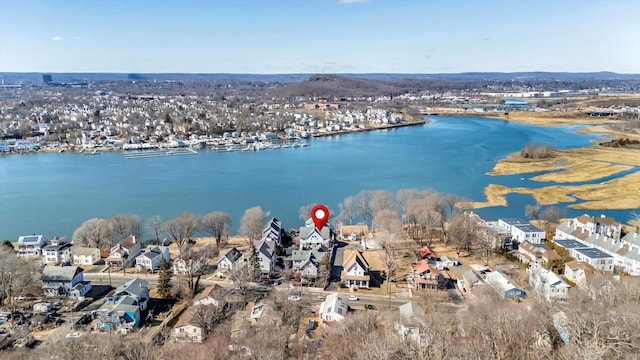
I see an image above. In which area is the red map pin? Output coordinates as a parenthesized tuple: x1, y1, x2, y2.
(310, 204, 330, 231)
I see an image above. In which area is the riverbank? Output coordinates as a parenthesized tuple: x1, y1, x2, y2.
(467, 111, 640, 211)
(311, 118, 427, 138)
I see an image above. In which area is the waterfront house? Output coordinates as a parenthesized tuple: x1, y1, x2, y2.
(498, 218, 546, 244)
(106, 235, 142, 267)
(216, 247, 245, 276)
(42, 241, 73, 265)
(71, 246, 101, 266)
(485, 271, 526, 299)
(17, 234, 48, 257)
(340, 224, 368, 242)
(573, 214, 622, 240)
(135, 246, 170, 272)
(527, 265, 570, 301)
(552, 239, 591, 258)
(319, 292, 349, 324)
(41, 266, 85, 297)
(262, 217, 283, 244)
(299, 219, 331, 249)
(253, 239, 277, 277)
(340, 248, 370, 289)
(411, 259, 443, 290)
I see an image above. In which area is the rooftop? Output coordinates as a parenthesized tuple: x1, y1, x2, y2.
(574, 247, 613, 259)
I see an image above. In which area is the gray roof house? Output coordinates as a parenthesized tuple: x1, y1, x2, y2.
(114, 278, 150, 311)
(41, 266, 86, 297)
(17, 235, 48, 256)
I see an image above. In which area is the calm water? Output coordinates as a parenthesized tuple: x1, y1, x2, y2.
(0, 116, 635, 241)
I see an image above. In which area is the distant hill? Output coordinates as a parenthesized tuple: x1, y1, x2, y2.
(1, 71, 639, 85)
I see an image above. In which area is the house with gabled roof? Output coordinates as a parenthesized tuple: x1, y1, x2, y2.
(340, 248, 370, 288)
(216, 247, 245, 276)
(528, 264, 570, 301)
(135, 245, 170, 272)
(292, 245, 328, 282)
(41, 265, 87, 297)
(457, 269, 486, 295)
(411, 259, 442, 290)
(262, 217, 283, 244)
(71, 246, 101, 266)
(574, 214, 622, 240)
(113, 278, 150, 311)
(42, 241, 73, 265)
(485, 271, 526, 299)
(299, 220, 331, 249)
(564, 260, 614, 289)
(174, 306, 206, 343)
(253, 239, 277, 277)
(106, 235, 142, 267)
(193, 284, 227, 307)
(319, 292, 349, 323)
(517, 241, 561, 266)
(17, 234, 48, 256)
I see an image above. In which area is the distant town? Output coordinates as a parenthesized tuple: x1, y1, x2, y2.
(1, 73, 639, 154)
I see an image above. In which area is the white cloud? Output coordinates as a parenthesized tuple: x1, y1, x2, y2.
(51, 36, 64, 41)
(339, 0, 371, 4)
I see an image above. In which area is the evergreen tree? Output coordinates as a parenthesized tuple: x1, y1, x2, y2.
(157, 259, 173, 299)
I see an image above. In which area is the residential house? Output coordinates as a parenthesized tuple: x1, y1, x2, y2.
(173, 258, 189, 275)
(113, 278, 150, 311)
(418, 246, 436, 259)
(411, 259, 442, 290)
(457, 269, 486, 295)
(17, 234, 48, 256)
(485, 271, 526, 299)
(498, 218, 545, 244)
(552, 239, 591, 258)
(573, 214, 622, 240)
(319, 292, 349, 323)
(528, 265, 570, 301)
(106, 235, 142, 267)
(619, 232, 640, 276)
(174, 307, 206, 343)
(193, 284, 227, 307)
(135, 246, 170, 272)
(216, 247, 245, 276)
(71, 246, 101, 266)
(573, 248, 614, 272)
(340, 224, 368, 241)
(292, 246, 328, 283)
(98, 296, 141, 331)
(41, 266, 86, 297)
(564, 260, 614, 289)
(262, 217, 283, 244)
(340, 248, 370, 288)
(299, 222, 331, 250)
(397, 302, 426, 342)
(42, 241, 73, 265)
(253, 239, 277, 277)
(517, 241, 561, 266)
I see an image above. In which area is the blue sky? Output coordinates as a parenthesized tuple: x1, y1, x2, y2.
(0, 0, 638, 73)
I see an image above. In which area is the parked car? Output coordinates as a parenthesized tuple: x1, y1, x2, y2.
(306, 320, 317, 331)
(348, 295, 359, 301)
(66, 332, 82, 339)
(287, 295, 300, 302)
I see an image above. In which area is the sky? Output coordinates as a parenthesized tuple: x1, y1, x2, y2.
(0, 0, 639, 74)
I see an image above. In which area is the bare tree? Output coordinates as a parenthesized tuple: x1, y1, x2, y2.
(72, 218, 112, 248)
(540, 205, 566, 237)
(338, 195, 357, 225)
(0, 247, 37, 307)
(477, 227, 499, 266)
(178, 246, 207, 298)
(370, 189, 395, 215)
(377, 235, 400, 309)
(163, 212, 200, 255)
(298, 203, 315, 222)
(145, 215, 163, 243)
(448, 213, 478, 257)
(229, 260, 258, 297)
(201, 211, 232, 250)
(630, 211, 640, 233)
(373, 208, 402, 236)
(396, 188, 420, 217)
(355, 190, 374, 227)
(239, 206, 268, 244)
(108, 214, 142, 243)
(525, 203, 542, 222)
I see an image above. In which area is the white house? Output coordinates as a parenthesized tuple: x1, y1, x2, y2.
(193, 284, 227, 307)
(17, 235, 48, 256)
(299, 225, 331, 250)
(498, 218, 545, 244)
(564, 260, 614, 289)
(573, 248, 614, 272)
(319, 292, 349, 323)
(72, 246, 101, 266)
(527, 265, 570, 301)
(573, 214, 622, 240)
(135, 246, 170, 272)
(42, 242, 73, 265)
(340, 249, 370, 288)
(216, 247, 245, 276)
(174, 307, 206, 343)
(262, 217, 283, 244)
(253, 239, 277, 277)
(106, 235, 142, 267)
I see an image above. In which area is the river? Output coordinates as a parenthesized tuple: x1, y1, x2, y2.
(0, 116, 634, 241)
